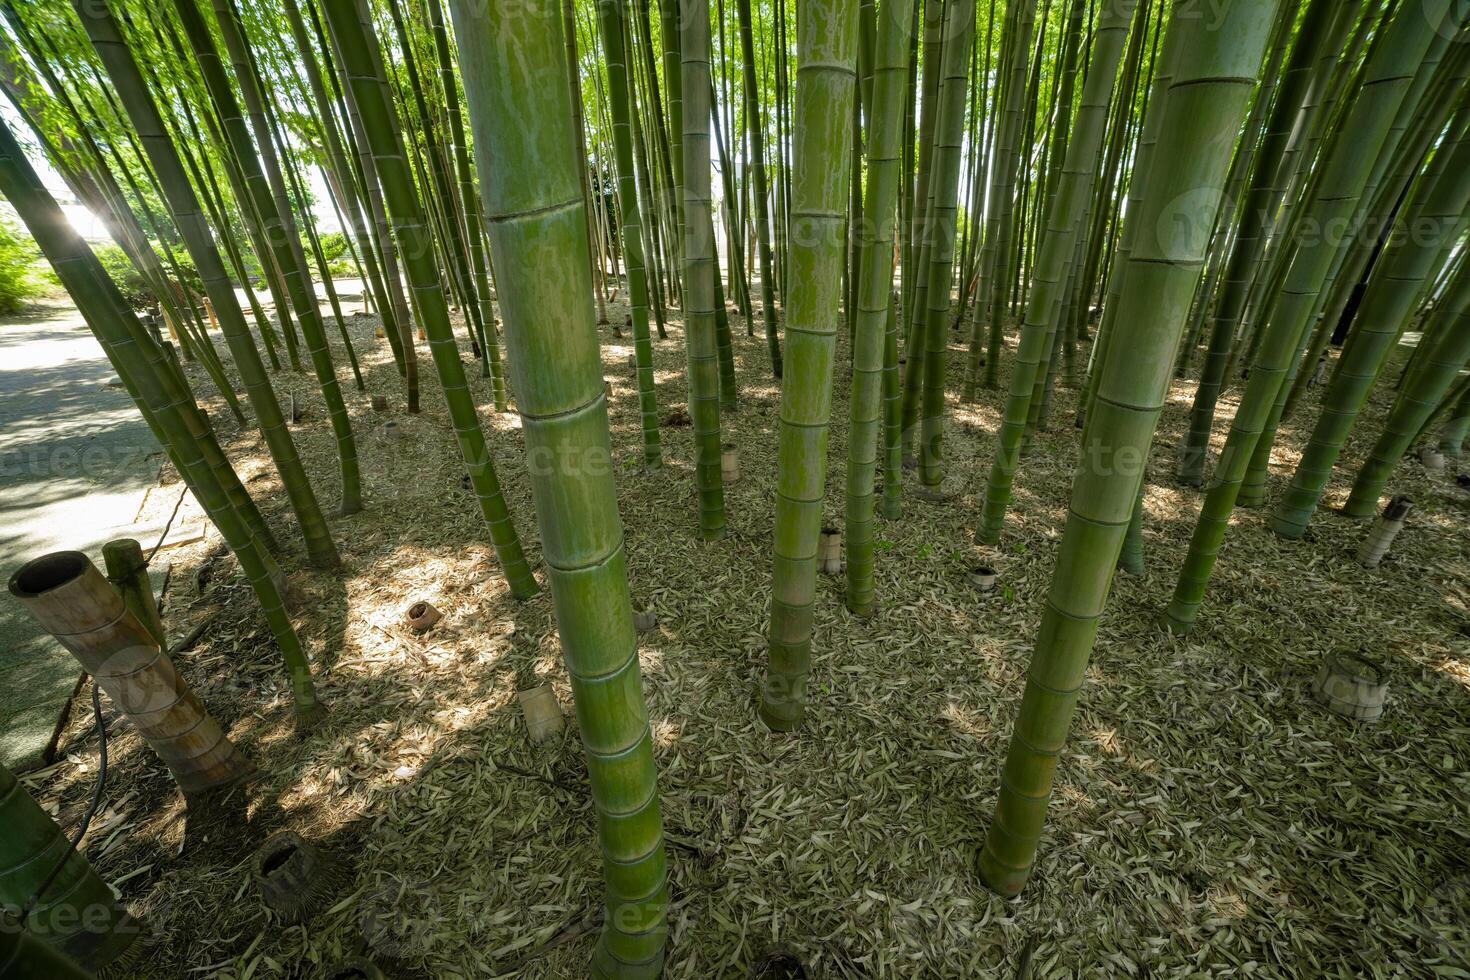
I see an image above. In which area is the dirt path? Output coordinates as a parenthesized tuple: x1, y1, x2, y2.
(0, 301, 163, 769)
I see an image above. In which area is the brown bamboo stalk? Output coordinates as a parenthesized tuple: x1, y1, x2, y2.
(9, 552, 253, 797)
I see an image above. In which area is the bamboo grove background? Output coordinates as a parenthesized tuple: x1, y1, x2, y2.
(1, 0, 1469, 975)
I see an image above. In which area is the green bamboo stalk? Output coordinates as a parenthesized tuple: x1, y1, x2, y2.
(1162, 0, 1451, 635)
(321, 0, 540, 601)
(979, 0, 1281, 897)
(913, 0, 975, 492)
(174, 0, 363, 515)
(680, 0, 729, 541)
(976, 0, 1139, 545)
(1233, 31, 1467, 507)
(737, 0, 782, 377)
(314, 0, 421, 409)
(75, 0, 341, 570)
(977, 0, 1040, 392)
(448, 6, 671, 974)
(1440, 384, 1470, 457)
(426, 0, 508, 403)
(0, 117, 324, 725)
(758, 0, 857, 733)
(845, 0, 915, 616)
(0, 760, 144, 972)
(597, 0, 663, 471)
(1271, 119, 1470, 538)
(1343, 259, 1470, 516)
(281, 0, 396, 363)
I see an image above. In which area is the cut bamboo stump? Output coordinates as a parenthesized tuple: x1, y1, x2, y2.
(1419, 446, 1446, 474)
(968, 565, 998, 593)
(102, 537, 165, 649)
(0, 760, 146, 972)
(1310, 355, 1329, 387)
(251, 832, 349, 924)
(1357, 495, 1413, 569)
(404, 601, 442, 633)
(288, 392, 304, 423)
(819, 528, 843, 576)
(1311, 652, 1388, 723)
(9, 552, 253, 796)
(721, 444, 740, 485)
(633, 609, 659, 633)
(371, 394, 389, 412)
(518, 685, 564, 744)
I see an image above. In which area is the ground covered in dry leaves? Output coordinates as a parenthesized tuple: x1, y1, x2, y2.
(25, 283, 1470, 979)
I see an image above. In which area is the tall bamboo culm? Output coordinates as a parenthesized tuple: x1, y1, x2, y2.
(845, 0, 915, 616)
(759, 0, 857, 732)
(680, 0, 728, 541)
(979, 0, 1282, 897)
(449, 4, 671, 974)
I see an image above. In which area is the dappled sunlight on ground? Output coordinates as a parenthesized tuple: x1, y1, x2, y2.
(16, 277, 1470, 978)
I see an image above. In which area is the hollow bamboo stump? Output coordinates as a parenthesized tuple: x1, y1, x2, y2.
(969, 566, 998, 593)
(404, 601, 442, 633)
(1311, 652, 1389, 723)
(327, 958, 387, 980)
(251, 832, 348, 924)
(1357, 496, 1413, 569)
(0, 761, 145, 972)
(9, 552, 253, 796)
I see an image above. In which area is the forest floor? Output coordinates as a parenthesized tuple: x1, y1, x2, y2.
(23, 283, 1470, 979)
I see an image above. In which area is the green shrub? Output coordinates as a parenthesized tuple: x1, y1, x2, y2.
(0, 218, 48, 314)
(318, 230, 349, 262)
(93, 243, 153, 309)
